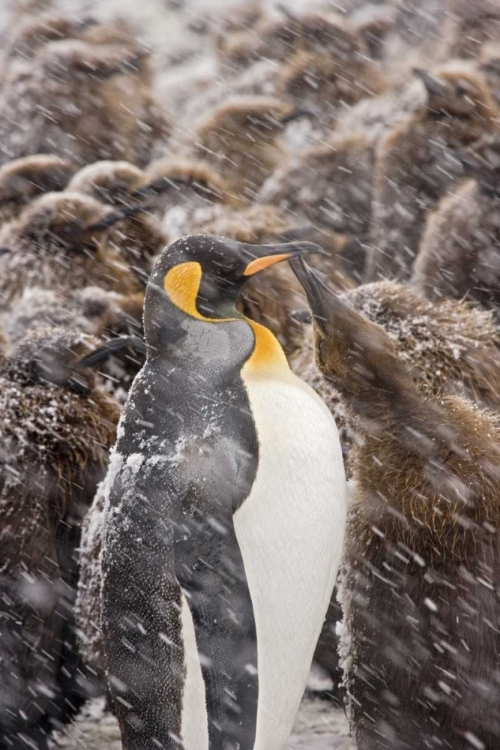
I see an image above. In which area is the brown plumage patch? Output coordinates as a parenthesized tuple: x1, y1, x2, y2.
(260, 132, 375, 278)
(297, 271, 500, 748)
(0, 155, 77, 228)
(190, 96, 294, 202)
(293, 280, 500, 468)
(277, 50, 385, 128)
(0, 192, 141, 308)
(0, 38, 170, 167)
(68, 160, 146, 206)
(143, 157, 233, 207)
(0, 327, 119, 741)
(68, 160, 168, 284)
(253, 11, 368, 64)
(413, 135, 500, 311)
(4, 285, 144, 402)
(480, 42, 500, 107)
(443, 0, 500, 60)
(366, 65, 500, 281)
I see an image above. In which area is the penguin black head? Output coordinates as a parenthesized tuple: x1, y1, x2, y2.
(145, 234, 324, 351)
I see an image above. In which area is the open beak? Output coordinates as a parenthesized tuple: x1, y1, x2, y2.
(288, 255, 334, 327)
(413, 68, 449, 98)
(241, 240, 327, 276)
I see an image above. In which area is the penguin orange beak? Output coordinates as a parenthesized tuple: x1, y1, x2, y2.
(242, 241, 327, 276)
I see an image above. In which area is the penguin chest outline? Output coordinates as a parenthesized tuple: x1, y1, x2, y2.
(234, 369, 346, 750)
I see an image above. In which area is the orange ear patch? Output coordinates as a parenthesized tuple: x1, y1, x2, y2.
(164, 261, 205, 319)
(243, 253, 293, 276)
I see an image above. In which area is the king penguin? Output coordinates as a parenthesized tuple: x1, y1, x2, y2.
(100, 234, 346, 750)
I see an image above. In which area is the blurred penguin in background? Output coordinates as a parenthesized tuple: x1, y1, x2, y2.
(0, 38, 170, 167)
(0, 328, 119, 749)
(0, 192, 142, 308)
(413, 135, 500, 311)
(366, 65, 499, 281)
(0, 154, 76, 228)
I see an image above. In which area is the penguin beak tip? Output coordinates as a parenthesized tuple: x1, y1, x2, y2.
(242, 241, 326, 276)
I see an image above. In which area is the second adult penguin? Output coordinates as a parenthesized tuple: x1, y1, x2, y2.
(100, 234, 346, 750)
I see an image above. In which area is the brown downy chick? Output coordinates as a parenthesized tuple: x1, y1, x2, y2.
(350, 4, 397, 61)
(413, 136, 500, 311)
(4, 286, 143, 344)
(292, 256, 500, 750)
(67, 160, 146, 206)
(0, 327, 119, 747)
(0, 13, 99, 86)
(188, 96, 306, 202)
(276, 44, 385, 141)
(211, 1, 264, 68)
(4, 286, 145, 402)
(479, 42, 500, 107)
(213, 10, 354, 69)
(293, 276, 500, 689)
(292, 279, 500, 480)
(0, 191, 141, 308)
(213, 11, 385, 141)
(142, 157, 232, 207)
(142, 156, 233, 233)
(335, 77, 427, 148)
(443, 0, 500, 60)
(68, 161, 167, 286)
(366, 65, 499, 281)
(0, 38, 169, 167)
(260, 132, 375, 280)
(0, 154, 77, 228)
(252, 10, 370, 66)
(2, 13, 139, 66)
(292, 280, 500, 442)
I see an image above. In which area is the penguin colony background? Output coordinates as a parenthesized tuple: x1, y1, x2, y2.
(0, 0, 500, 749)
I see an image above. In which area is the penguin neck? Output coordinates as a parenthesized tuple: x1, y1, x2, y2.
(242, 317, 290, 378)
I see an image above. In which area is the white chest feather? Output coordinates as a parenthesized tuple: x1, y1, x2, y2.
(234, 369, 346, 750)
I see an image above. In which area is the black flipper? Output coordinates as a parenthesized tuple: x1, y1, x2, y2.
(74, 336, 147, 370)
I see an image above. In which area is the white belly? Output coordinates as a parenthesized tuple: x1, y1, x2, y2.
(234, 370, 346, 750)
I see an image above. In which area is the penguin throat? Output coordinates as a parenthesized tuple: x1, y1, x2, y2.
(163, 261, 289, 375)
(242, 319, 289, 376)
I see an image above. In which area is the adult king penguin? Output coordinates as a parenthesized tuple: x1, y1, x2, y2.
(100, 234, 346, 750)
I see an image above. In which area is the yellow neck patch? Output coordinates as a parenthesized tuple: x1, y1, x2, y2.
(163, 261, 288, 375)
